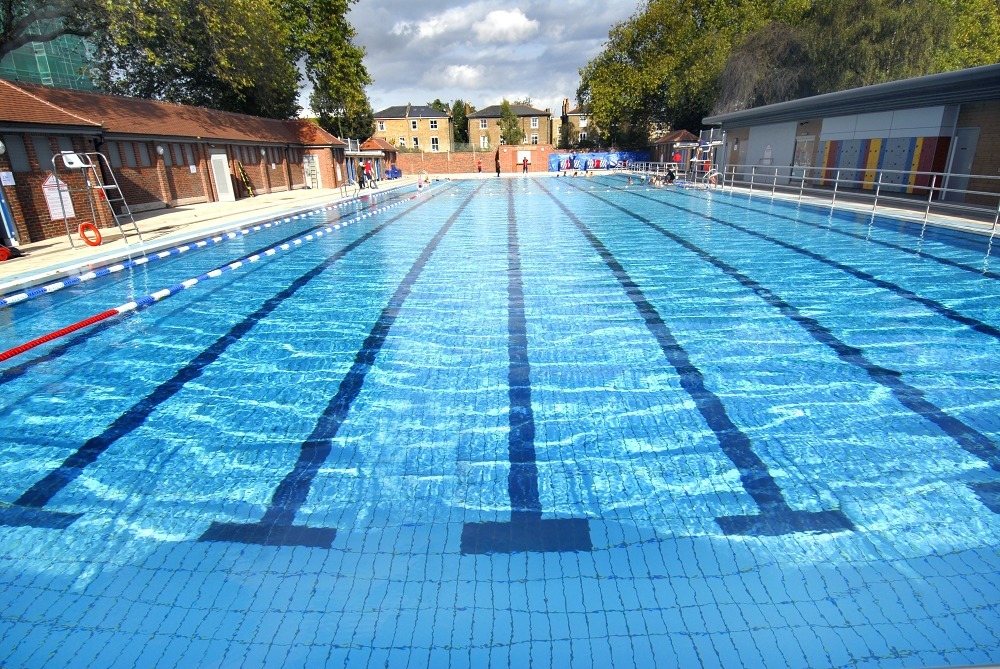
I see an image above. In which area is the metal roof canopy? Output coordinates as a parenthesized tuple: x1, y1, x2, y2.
(703, 63, 1000, 128)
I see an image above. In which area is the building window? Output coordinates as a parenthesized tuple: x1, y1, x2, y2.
(399, 137, 406, 148)
(378, 121, 385, 131)
(410, 120, 418, 130)
(1, 135, 30, 172)
(531, 117, 538, 129)
(31, 136, 55, 171)
(412, 136, 419, 148)
(104, 140, 122, 168)
(531, 133, 538, 145)
(431, 137, 439, 152)
(499, 136, 505, 145)
(430, 119, 438, 130)
(579, 131, 587, 142)
(579, 115, 588, 128)
(479, 119, 487, 129)
(123, 142, 137, 168)
(480, 135, 489, 149)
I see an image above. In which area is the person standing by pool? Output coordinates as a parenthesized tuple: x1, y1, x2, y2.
(522, 157, 529, 173)
(495, 148, 501, 177)
(477, 159, 482, 173)
(364, 160, 374, 188)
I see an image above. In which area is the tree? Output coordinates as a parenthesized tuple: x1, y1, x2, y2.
(284, 0, 374, 136)
(497, 99, 524, 145)
(427, 98, 449, 113)
(558, 120, 574, 149)
(89, 0, 300, 119)
(451, 99, 473, 144)
(1, 0, 95, 61)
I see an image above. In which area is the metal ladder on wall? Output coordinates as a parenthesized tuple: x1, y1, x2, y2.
(52, 151, 144, 249)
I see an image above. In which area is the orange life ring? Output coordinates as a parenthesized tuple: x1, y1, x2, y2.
(79, 223, 102, 247)
(0, 247, 9, 262)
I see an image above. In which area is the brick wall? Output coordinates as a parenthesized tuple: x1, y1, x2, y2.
(393, 146, 556, 176)
(0, 133, 117, 243)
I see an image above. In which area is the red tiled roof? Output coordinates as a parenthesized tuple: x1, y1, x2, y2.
(0, 79, 101, 129)
(361, 137, 396, 152)
(653, 130, 698, 144)
(285, 119, 345, 146)
(5, 82, 344, 146)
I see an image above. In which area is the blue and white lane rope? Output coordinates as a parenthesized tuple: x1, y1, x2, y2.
(0, 185, 435, 363)
(0, 185, 410, 310)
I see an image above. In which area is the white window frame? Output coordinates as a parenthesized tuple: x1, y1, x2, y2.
(579, 131, 587, 141)
(377, 121, 385, 131)
(410, 120, 418, 130)
(531, 133, 539, 145)
(399, 137, 406, 147)
(531, 117, 539, 129)
(430, 119, 438, 130)
(412, 136, 419, 148)
(431, 136, 439, 152)
(480, 135, 489, 149)
(579, 115, 588, 128)
(479, 119, 488, 129)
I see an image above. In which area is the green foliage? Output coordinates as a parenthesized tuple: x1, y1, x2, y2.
(498, 99, 524, 145)
(285, 0, 373, 135)
(579, 0, 1000, 144)
(427, 98, 449, 113)
(3, 0, 375, 124)
(558, 120, 574, 149)
(451, 99, 473, 144)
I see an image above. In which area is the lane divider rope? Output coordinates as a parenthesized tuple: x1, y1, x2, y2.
(0, 185, 436, 363)
(0, 184, 410, 310)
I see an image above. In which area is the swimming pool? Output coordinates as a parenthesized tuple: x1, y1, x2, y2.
(1, 176, 998, 668)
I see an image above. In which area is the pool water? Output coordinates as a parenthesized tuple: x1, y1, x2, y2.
(1, 177, 998, 668)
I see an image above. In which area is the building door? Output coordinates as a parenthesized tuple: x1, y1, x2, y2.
(304, 154, 321, 189)
(942, 127, 979, 202)
(209, 150, 235, 202)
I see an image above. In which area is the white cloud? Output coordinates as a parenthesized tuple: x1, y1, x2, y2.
(391, 5, 480, 40)
(437, 64, 485, 87)
(472, 9, 540, 43)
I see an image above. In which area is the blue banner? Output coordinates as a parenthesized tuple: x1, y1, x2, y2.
(548, 150, 649, 172)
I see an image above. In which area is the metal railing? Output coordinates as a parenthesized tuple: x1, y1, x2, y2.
(622, 161, 1000, 270)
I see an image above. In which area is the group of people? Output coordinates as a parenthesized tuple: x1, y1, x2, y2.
(357, 159, 378, 189)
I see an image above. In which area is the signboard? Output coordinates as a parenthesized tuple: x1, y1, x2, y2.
(42, 174, 75, 220)
(0, 171, 14, 186)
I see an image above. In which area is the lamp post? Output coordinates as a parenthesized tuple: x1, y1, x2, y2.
(0, 140, 19, 247)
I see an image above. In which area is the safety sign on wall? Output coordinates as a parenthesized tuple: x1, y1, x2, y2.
(42, 174, 75, 220)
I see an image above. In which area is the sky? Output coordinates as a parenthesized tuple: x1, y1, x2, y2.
(343, 0, 641, 115)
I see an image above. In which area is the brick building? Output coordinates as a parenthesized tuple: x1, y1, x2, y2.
(467, 104, 552, 150)
(0, 80, 346, 245)
(373, 105, 452, 153)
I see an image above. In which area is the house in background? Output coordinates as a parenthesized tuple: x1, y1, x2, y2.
(0, 79, 345, 244)
(372, 104, 453, 153)
(467, 104, 552, 150)
(559, 100, 594, 148)
(650, 129, 698, 163)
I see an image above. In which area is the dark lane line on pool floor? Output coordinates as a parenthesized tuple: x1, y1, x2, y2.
(542, 180, 855, 537)
(460, 182, 592, 554)
(623, 185, 1000, 344)
(200, 185, 484, 549)
(663, 183, 1000, 280)
(570, 181, 1000, 515)
(0, 190, 447, 533)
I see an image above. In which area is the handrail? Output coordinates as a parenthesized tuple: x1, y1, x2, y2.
(630, 160, 1000, 227)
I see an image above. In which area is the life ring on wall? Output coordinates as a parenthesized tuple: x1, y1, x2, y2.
(0, 247, 9, 262)
(78, 223, 102, 247)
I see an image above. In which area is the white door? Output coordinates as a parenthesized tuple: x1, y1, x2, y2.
(210, 151, 235, 202)
(942, 127, 979, 202)
(304, 154, 321, 189)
